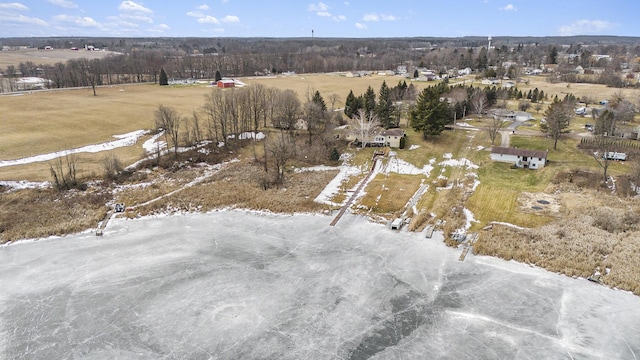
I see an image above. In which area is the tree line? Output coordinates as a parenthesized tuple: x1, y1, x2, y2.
(4, 35, 640, 93)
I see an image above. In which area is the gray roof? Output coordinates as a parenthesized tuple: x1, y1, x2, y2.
(380, 129, 406, 137)
(491, 146, 548, 159)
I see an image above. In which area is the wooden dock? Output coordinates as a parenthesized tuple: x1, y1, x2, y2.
(330, 156, 381, 226)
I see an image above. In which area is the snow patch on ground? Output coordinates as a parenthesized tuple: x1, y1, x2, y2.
(0, 180, 50, 191)
(314, 165, 362, 206)
(463, 208, 479, 230)
(439, 158, 479, 169)
(408, 144, 421, 151)
(384, 157, 433, 176)
(0, 130, 149, 168)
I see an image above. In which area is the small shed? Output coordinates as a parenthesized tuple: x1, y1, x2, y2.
(390, 218, 403, 230)
(217, 79, 235, 88)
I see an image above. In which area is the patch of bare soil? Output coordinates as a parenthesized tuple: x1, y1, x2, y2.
(518, 191, 561, 216)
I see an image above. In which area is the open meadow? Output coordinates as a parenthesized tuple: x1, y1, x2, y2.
(0, 48, 116, 68)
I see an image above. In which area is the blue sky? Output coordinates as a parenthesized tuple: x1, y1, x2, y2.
(0, 0, 638, 38)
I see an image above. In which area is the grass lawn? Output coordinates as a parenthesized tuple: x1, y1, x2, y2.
(358, 173, 423, 217)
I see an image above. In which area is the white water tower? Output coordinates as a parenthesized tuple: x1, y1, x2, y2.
(488, 36, 492, 50)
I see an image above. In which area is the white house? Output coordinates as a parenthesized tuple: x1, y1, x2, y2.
(382, 129, 406, 148)
(490, 147, 548, 169)
(481, 78, 500, 85)
(347, 128, 406, 148)
(491, 110, 532, 122)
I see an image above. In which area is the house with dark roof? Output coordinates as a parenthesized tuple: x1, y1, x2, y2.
(490, 147, 548, 169)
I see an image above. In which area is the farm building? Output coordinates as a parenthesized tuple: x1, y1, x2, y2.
(217, 79, 235, 88)
(490, 147, 548, 169)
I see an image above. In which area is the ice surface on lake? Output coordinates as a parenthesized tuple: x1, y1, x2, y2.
(1, 211, 639, 359)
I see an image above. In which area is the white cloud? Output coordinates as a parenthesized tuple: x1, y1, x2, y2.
(147, 23, 170, 33)
(187, 11, 204, 17)
(363, 13, 396, 22)
(363, 13, 378, 21)
(47, 0, 78, 9)
(334, 15, 346, 22)
(198, 15, 219, 25)
(355, 22, 367, 29)
(308, 2, 329, 12)
(0, 2, 29, 11)
(317, 11, 331, 17)
(53, 14, 100, 27)
(558, 19, 616, 36)
(1, 13, 46, 25)
(197, 4, 209, 11)
(499, 4, 517, 11)
(221, 15, 239, 23)
(118, 1, 152, 14)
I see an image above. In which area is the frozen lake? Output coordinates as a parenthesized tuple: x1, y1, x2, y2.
(1, 211, 639, 359)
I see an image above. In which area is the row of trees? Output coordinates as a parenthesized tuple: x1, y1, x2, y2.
(6, 35, 640, 93)
(153, 84, 342, 187)
(344, 80, 419, 129)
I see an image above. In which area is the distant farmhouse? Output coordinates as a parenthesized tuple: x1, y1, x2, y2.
(490, 147, 548, 169)
(490, 109, 533, 122)
(168, 78, 196, 85)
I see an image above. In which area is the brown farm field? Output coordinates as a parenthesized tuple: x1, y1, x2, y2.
(522, 76, 640, 102)
(0, 48, 116, 68)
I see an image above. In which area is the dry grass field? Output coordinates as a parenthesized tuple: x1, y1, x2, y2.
(0, 48, 115, 68)
(0, 84, 214, 180)
(523, 76, 640, 102)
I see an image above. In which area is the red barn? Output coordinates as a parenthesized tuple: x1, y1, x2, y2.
(217, 79, 235, 88)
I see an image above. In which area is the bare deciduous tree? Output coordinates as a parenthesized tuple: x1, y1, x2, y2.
(102, 152, 123, 180)
(350, 109, 380, 148)
(470, 88, 487, 115)
(272, 89, 300, 131)
(49, 153, 83, 191)
(486, 116, 508, 145)
(265, 131, 296, 186)
(591, 110, 615, 184)
(328, 93, 340, 111)
(155, 105, 182, 156)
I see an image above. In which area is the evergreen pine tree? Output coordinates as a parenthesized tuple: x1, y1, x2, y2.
(215, 70, 222, 82)
(159, 68, 168, 86)
(363, 86, 376, 118)
(312, 90, 327, 111)
(376, 81, 396, 128)
(330, 148, 340, 161)
(344, 90, 356, 118)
